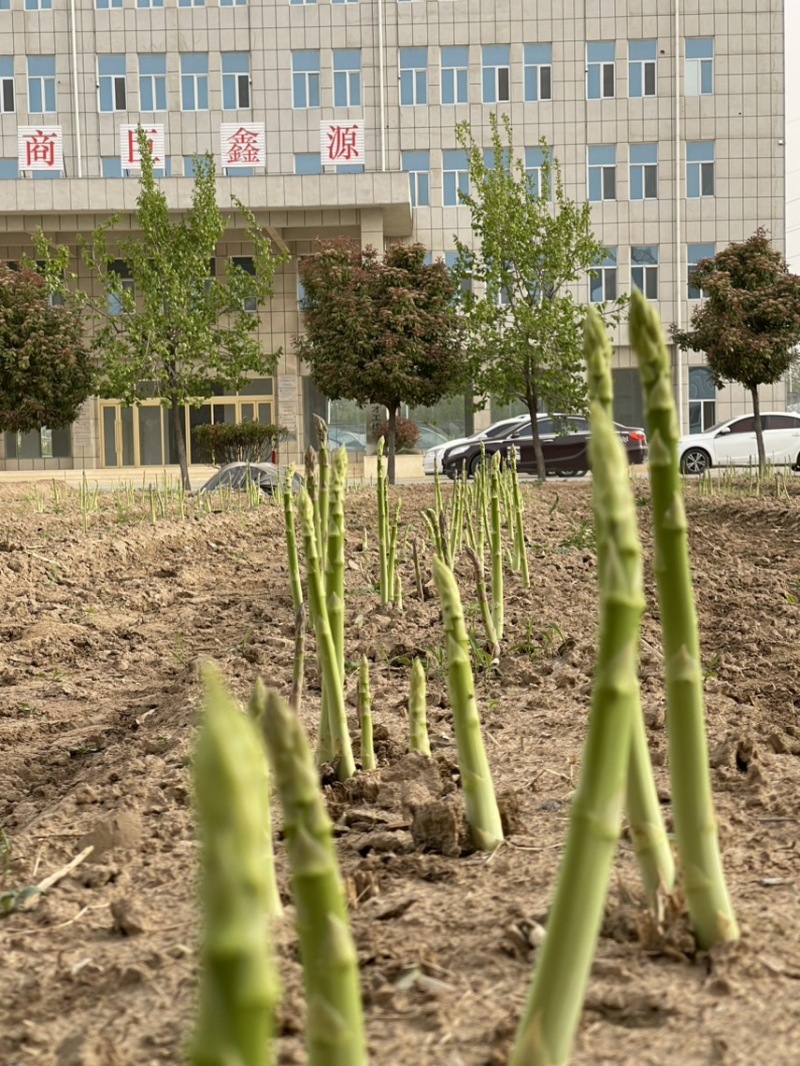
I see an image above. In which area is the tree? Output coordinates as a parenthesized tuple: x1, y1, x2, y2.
(672, 229, 800, 472)
(453, 114, 623, 480)
(37, 130, 286, 489)
(0, 262, 93, 435)
(297, 239, 466, 483)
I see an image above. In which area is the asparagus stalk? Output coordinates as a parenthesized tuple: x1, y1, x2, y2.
(282, 465, 303, 616)
(298, 489, 355, 780)
(629, 290, 738, 947)
(412, 538, 424, 600)
(509, 447, 531, 587)
(313, 416, 330, 574)
(376, 436, 389, 604)
(432, 555, 503, 851)
(510, 401, 644, 1066)
(490, 460, 504, 642)
(191, 666, 281, 1066)
(387, 499, 402, 604)
(260, 689, 367, 1066)
(326, 445, 348, 699)
(247, 677, 284, 921)
(358, 654, 376, 771)
(465, 546, 501, 662)
(393, 569, 404, 611)
(290, 603, 306, 713)
(584, 307, 676, 912)
(408, 657, 431, 756)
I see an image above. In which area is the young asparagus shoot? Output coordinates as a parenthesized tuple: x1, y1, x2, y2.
(290, 603, 306, 713)
(297, 489, 356, 780)
(325, 446, 349, 750)
(629, 289, 738, 947)
(376, 436, 390, 603)
(509, 447, 531, 588)
(314, 416, 330, 574)
(584, 306, 676, 912)
(510, 401, 644, 1066)
(387, 499, 403, 604)
(191, 665, 281, 1066)
(490, 458, 504, 642)
(260, 689, 367, 1066)
(412, 538, 425, 600)
(408, 658, 431, 756)
(358, 654, 376, 771)
(465, 546, 501, 662)
(432, 555, 504, 851)
(282, 466, 303, 616)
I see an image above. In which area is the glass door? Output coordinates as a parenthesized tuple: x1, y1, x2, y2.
(101, 405, 135, 467)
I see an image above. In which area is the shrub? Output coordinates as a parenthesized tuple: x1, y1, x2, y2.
(192, 422, 288, 466)
(376, 416, 420, 453)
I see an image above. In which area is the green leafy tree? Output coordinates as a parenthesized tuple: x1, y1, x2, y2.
(672, 229, 800, 472)
(453, 114, 623, 480)
(37, 130, 286, 489)
(0, 262, 93, 435)
(297, 239, 466, 483)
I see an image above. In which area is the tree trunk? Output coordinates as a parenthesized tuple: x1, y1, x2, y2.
(387, 405, 397, 486)
(171, 397, 191, 491)
(750, 385, 766, 475)
(525, 384, 546, 482)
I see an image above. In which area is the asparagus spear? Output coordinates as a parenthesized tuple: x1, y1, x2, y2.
(282, 465, 303, 616)
(408, 658, 431, 756)
(358, 654, 376, 771)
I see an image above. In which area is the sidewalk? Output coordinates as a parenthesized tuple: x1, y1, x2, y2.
(0, 465, 219, 492)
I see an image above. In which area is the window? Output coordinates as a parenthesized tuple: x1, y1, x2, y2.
(178, 0, 204, 7)
(588, 145, 616, 201)
(102, 157, 123, 177)
(689, 366, 716, 433)
(0, 160, 17, 178)
(402, 150, 429, 207)
(332, 0, 357, 5)
(687, 141, 714, 198)
(631, 246, 658, 299)
(232, 256, 257, 312)
(333, 49, 361, 108)
(108, 260, 134, 315)
(98, 55, 126, 112)
(688, 242, 714, 299)
(222, 52, 250, 109)
(181, 54, 209, 111)
(525, 145, 551, 199)
(137, 0, 164, 7)
(6, 427, 71, 460)
(139, 54, 167, 112)
(524, 44, 551, 102)
(441, 46, 468, 105)
(184, 156, 200, 177)
(482, 45, 510, 103)
(25, 0, 52, 9)
(587, 41, 615, 99)
(295, 152, 322, 174)
(0, 58, 14, 114)
(290, 0, 315, 6)
(226, 167, 253, 176)
(483, 147, 511, 171)
(444, 251, 471, 293)
(443, 149, 468, 206)
(27, 56, 56, 114)
(628, 40, 656, 97)
(629, 143, 658, 199)
(96, 0, 122, 8)
(292, 51, 320, 109)
(32, 170, 61, 180)
(220, 0, 246, 5)
(399, 47, 427, 106)
(590, 249, 617, 303)
(0, 0, 9, 8)
(686, 38, 713, 96)
(335, 163, 364, 173)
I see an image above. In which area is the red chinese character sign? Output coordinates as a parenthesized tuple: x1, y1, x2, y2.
(120, 125, 165, 170)
(320, 121, 364, 166)
(17, 127, 63, 172)
(220, 124, 266, 168)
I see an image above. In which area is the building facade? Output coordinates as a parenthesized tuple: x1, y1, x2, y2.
(0, 0, 786, 470)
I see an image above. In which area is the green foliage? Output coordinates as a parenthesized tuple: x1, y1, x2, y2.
(0, 263, 93, 433)
(35, 129, 287, 486)
(673, 229, 800, 392)
(452, 114, 624, 479)
(375, 414, 419, 451)
(192, 421, 288, 465)
(297, 239, 466, 480)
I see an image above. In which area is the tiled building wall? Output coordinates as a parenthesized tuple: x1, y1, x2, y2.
(0, 0, 787, 464)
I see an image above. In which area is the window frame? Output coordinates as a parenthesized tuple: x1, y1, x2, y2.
(402, 150, 430, 207)
(482, 45, 510, 104)
(629, 142, 658, 200)
(291, 50, 321, 110)
(587, 145, 616, 202)
(686, 141, 715, 198)
(442, 148, 469, 206)
(399, 47, 428, 106)
(687, 242, 715, 299)
(685, 38, 714, 96)
(440, 46, 468, 105)
(587, 41, 615, 100)
(631, 245, 659, 300)
(590, 250, 617, 304)
(138, 54, 167, 112)
(180, 53, 209, 112)
(0, 57, 14, 114)
(27, 55, 57, 114)
(523, 43, 552, 102)
(332, 48, 362, 108)
(221, 52, 251, 110)
(628, 39, 657, 98)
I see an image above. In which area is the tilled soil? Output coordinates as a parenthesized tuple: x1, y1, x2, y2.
(0, 478, 799, 1066)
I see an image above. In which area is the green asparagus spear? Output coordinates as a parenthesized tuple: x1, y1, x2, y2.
(408, 658, 431, 756)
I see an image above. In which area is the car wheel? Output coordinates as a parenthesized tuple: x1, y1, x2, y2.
(681, 448, 711, 475)
(468, 453, 485, 478)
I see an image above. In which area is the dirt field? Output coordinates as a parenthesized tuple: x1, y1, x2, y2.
(1, 477, 799, 1066)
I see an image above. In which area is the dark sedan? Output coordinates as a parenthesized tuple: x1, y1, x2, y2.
(441, 415, 647, 479)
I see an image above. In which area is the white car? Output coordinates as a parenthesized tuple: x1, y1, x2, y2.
(677, 412, 800, 474)
(423, 414, 531, 475)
